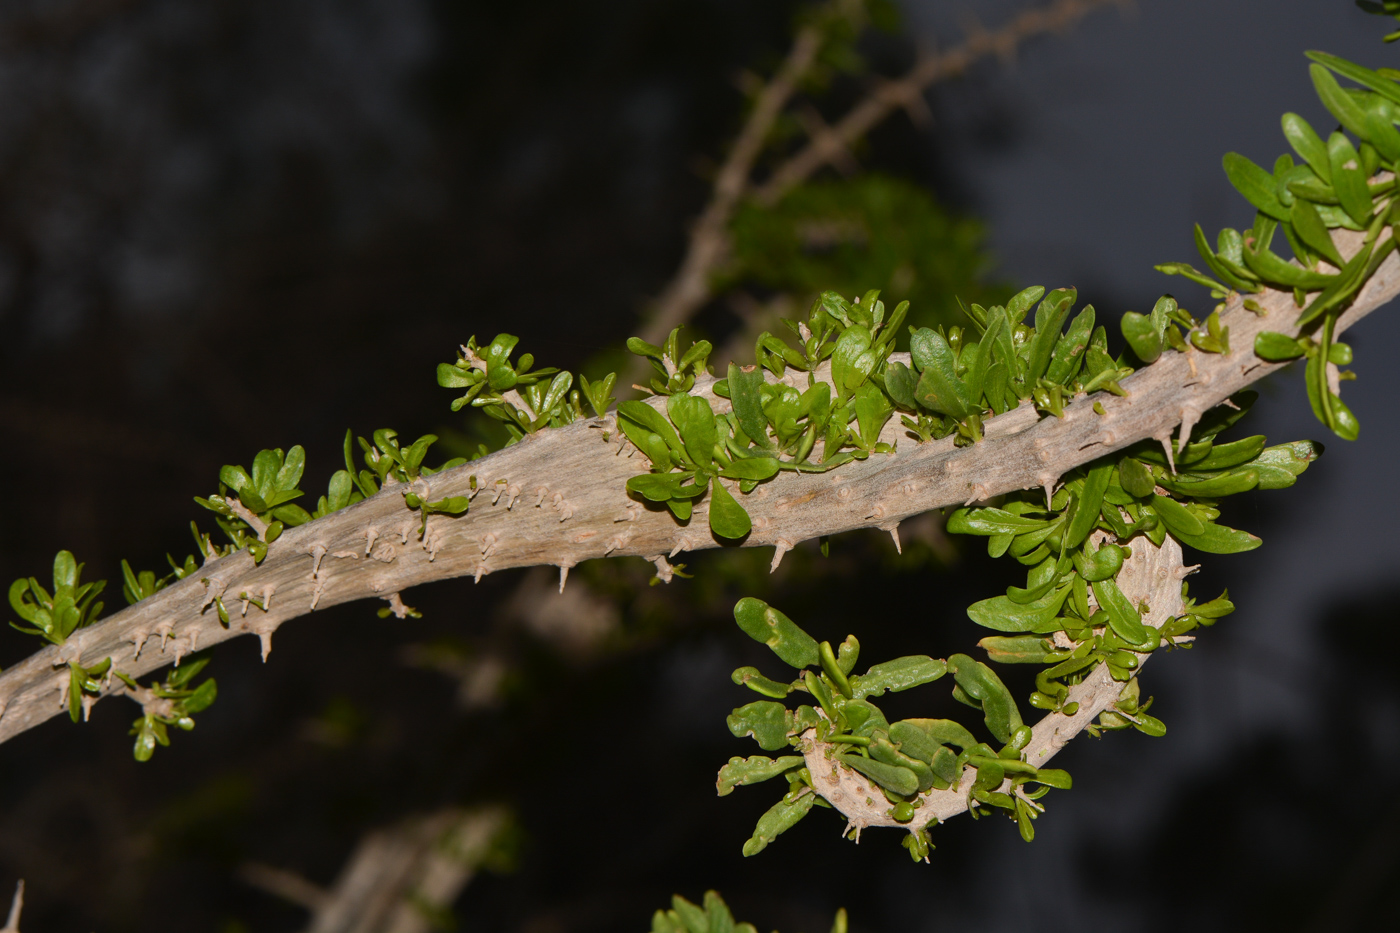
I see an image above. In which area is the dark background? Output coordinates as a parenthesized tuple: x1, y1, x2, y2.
(0, 1, 1396, 931)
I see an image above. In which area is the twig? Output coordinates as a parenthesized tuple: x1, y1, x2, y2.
(638, 23, 824, 354)
(752, 0, 1128, 206)
(0, 228, 1392, 747)
(635, 0, 1125, 354)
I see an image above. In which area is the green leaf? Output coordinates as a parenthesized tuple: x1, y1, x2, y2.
(1254, 331, 1306, 361)
(909, 328, 972, 418)
(947, 654, 1024, 745)
(1120, 311, 1163, 364)
(732, 598, 820, 669)
(1091, 578, 1149, 644)
(726, 701, 792, 751)
(1252, 440, 1323, 489)
(851, 656, 947, 698)
(1045, 305, 1096, 385)
(1118, 456, 1155, 498)
(837, 754, 919, 796)
(1025, 288, 1077, 384)
(1291, 198, 1345, 267)
(1327, 132, 1373, 226)
(1066, 461, 1112, 549)
(1241, 242, 1337, 288)
(742, 792, 815, 857)
(978, 635, 1054, 664)
(617, 401, 687, 462)
(707, 480, 752, 540)
(1222, 152, 1289, 221)
(966, 588, 1069, 633)
(1306, 51, 1400, 108)
(731, 667, 794, 699)
(946, 507, 1048, 536)
(667, 394, 719, 470)
(716, 755, 804, 796)
(718, 457, 780, 482)
(1150, 494, 1205, 537)
(1281, 112, 1332, 182)
(1170, 520, 1262, 554)
(1310, 63, 1370, 139)
(728, 363, 770, 447)
(890, 718, 979, 753)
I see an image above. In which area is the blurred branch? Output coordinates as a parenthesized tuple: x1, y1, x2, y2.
(242, 807, 510, 933)
(1, 881, 21, 933)
(635, 0, 1126, 355)
(752, 0, 1129, 207)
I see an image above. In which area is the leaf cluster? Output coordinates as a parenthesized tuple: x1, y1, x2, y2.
(719, 598, 1070, 859)
(115, 656, 218, 762)
(1162, 50, 1400, 438)
(650, 889, 847, 933)
(438, 333, 617, 441)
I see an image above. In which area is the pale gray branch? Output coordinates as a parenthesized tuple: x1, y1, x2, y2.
(0, 231, 1395, 747)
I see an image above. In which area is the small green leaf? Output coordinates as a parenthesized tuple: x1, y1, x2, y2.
(851, 656, 947, 698)
(707, 480, 752, 540)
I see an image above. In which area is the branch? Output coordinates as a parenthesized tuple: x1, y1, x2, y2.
(639, 24, 824, 351)
(241, 807, 508, 933)
(750, 0, 1129, 207)
(636, 0, 1124, 352)
(802, 531, 1186, 834)
(0, 232, 1395, 747)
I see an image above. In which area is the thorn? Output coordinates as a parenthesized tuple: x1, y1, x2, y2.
(885, 523, 902, 555)
(480, 533, 498, 559)
(172, 637, 188, 667)
(669, 537, 691, 559)
(310, 544, 327, 579)
(1157, 435, 1177, 474)
(187, 628, 200, 652)
(604, 533, 630, 555)
(964, 483, 991, 507)
(131, 629, 150, 659)
(1177, 404, 1202, 458)
(650, 555, 674, 584)
(1173, 563, 1202, 579)
(156, 620, 174, 650)
(364, 527, 379, 557)
(491, 480, 508, 505)
(558, 563, 573, 593)
(535, 486, 550, 507)
(381, 592, 413, 619)
(81, 693, 97, 722)
(770, 538, 794, 573)
(615, 502, 641, 523)
(257, 628, 273, 662)
(310, 578, 326, 611)
(474, 563, 488, 583)
(262, 584, 275, 611)
(504, 483, 522, 509)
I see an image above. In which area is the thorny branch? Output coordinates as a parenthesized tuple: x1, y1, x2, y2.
(635, 0, 1126, 353)
(804, 533, 1185, 834)
(0, 230, 1394, 747)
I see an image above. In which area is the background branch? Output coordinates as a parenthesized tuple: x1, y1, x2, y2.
(635, 0, 1126, 354)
